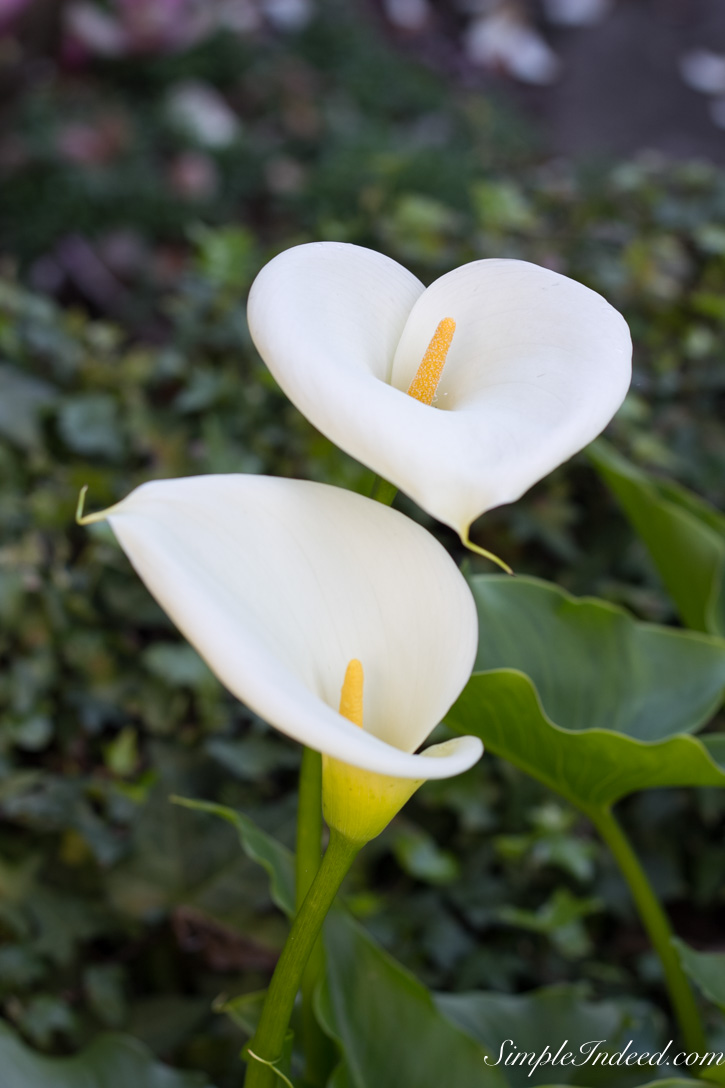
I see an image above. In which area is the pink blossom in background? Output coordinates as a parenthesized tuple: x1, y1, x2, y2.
(63, 0, 211, 61)
(61, 0, 311, 62)
(56, 115, 132, 166)
(464, 3, 561, 85)
(62, 3, 126, 63)
(62, 0, 277, 61)
(167, 151, 219, 201)
(0, 0, 32, 34)
(116, 0, 207, 54)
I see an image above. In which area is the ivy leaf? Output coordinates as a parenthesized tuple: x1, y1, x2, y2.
(0, 364, 57, 450)
(0, 1021, 214, 1088)
(496, 889, 603, 959)
(171, 796, 295, 918)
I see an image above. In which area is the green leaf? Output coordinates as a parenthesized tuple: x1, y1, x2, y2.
(497, 889, 602, 959)
(628, 1083, 697, 1087)
(389, 823, 460, 885)
(318, 910, 507, 1088)
(495, 803, 597, 882)
(205, 736, 299, 782)
(57, 393, 124, 459)
(589, 439, 725, 636)
(436, 983, 664, 1087)
(471, 574, 725, 739)
(171, 796, 295, 917)
(672, 938, 725, 1014)
(190, 225, 258, 290)
(84, 964, 127, 1029)
(125, 997, 210, 1057)
(0, 945, 46, 993)
(0, 364, 57, 449)
(446, 576, 725, 811)
(18, 995, 78, 1048)
(216, 990, 267, 1036)
(327, 1064, 355, 1088)
(143, 644, 215, 689)
(633, 1082, 698, 1087)
(450, 670, 725, 811)
(106, 781, 288, 948)
(104, 726, 140, 778)
(0, 1021, 214, 1088)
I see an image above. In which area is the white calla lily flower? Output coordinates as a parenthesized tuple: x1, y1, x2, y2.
(247, 243, 632, 547)
(82, 475, 482, 842)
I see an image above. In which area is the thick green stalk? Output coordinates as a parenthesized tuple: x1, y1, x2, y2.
(244, 830, 360, 1088)
(296, 748, 322, 909)
(590, 806, 707, 1053)
(294, 748, 330, 1086)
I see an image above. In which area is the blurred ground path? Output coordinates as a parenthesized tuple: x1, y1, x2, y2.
(516, 0, 725, 162)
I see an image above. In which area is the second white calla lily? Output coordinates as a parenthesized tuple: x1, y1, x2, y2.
(85, 475, 482, 842)
(247, 243, 632, 544)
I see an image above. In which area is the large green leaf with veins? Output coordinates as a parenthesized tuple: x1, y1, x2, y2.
(436, 984, 663, 1088)
(446, 576, 725, 812)
(318, 917, 701, 1088)
(589, 438, 725, 637)
(318, 910, 507, 1088)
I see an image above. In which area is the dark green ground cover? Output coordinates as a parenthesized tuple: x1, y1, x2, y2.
(2, 4, 725, 1085)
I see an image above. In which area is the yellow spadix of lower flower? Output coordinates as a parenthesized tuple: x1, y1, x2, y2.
(322, 658, 426, 845)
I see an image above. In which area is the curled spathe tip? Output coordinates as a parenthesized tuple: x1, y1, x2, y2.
(461, 528, 514, 576)
(75, 485, 117, 526)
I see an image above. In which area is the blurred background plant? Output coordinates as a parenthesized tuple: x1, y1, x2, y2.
(2, 2, 725, 1086)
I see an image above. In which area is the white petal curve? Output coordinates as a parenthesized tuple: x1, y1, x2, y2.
(106, 475, 481, 780)
(248, 247, 631, 536)
(247, 241, 424, 384)
(389, 259, 632, 527)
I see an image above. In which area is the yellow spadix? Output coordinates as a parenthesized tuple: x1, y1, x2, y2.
(407, 317, 456, 406)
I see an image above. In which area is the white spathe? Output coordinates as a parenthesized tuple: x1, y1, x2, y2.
(247, 243, 632, 539)
(101, 474, 482, 780)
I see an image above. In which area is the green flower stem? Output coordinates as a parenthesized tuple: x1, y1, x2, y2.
(244, 830, 360, 1088)
(296, 748, 322, 909)
(590, 805, 707, 1053)
(294, 748, 330, 1086)
(369, 475, 398, 506)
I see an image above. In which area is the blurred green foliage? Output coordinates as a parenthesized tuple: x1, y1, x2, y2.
(2, 2, 725, 1085)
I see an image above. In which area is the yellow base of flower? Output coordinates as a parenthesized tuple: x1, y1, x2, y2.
(322, 754, 424, 845)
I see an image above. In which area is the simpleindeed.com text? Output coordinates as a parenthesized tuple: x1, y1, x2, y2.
(485, 1038, 725, 1078)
